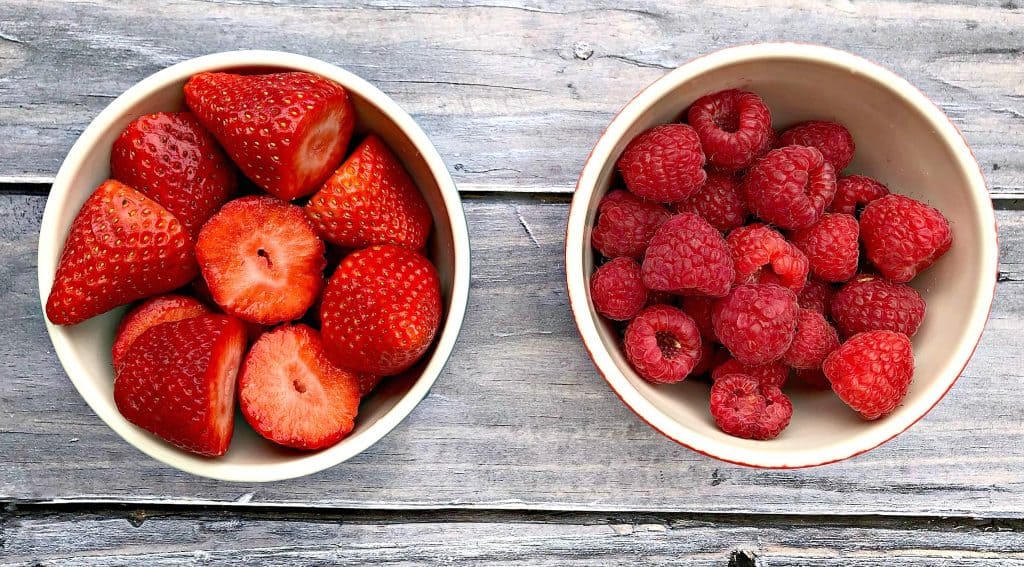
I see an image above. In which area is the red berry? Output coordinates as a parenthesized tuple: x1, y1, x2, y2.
(791, 368, 831, 390)
(686, 89, 773, 171)
(742, 145, 837, 230)
(778, 121, 855, 172)
(239, 324, 361, 450)
(782, 309, 840, 369)
(623, 304, 702, 383)
(823, 330, 914, 420)
(710, 374, 792, 440)
(110, 111, 237, 236)
(112, 295, 210, 370)
(617, 124, 707, 202)
(713, 283, 799, 366)
(321, 245, 442, 375)
(184, 71, 355, 200)
(642, 213, 735, 297)
(726, 223, 809, 291)
(789, 213, 860, 283)
(797, 278, 835, 318)
(196, 196, 326, 325)
(680, 296, 717, 341)
(831, 275, 926, 337)
(45, 180, 198, 326)
(860, 195, 953, 283)
(114, 314, 247, 456)
(829, 175, 889, 216)
(358, 374, 385, 397)
(590, 257, 648, 321)
(306, 135, 432, 250)
(591, 190, 671, 259)
(711, 358, 788, 388)
(673, 171, 747, 232)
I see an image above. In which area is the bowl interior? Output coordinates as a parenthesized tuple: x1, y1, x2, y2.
(572, 46, 995, 467)
(39, 52, 467, 480)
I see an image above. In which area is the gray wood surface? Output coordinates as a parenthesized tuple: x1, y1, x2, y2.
(0, 0, 1021, 195)
(4, 508, 1024, 566)
(3, 192, 1023, 517)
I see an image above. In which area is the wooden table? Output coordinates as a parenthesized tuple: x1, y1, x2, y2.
(2, 1, 1023, 565)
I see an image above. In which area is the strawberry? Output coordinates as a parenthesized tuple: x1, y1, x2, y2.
(321, 245, 442, 375)
(111, 294, 210, 370)
(113, 314, 247, 456)
(357, 373, 384, 397)
(196, 195, 326, 324)
(110, 111, 237, 236)
(184, 71, 355, 201)
(239, 324, 361, 450)
(45, 179, 199, 326)
(306, 135, 432, 250)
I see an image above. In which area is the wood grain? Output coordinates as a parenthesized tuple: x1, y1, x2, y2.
(2, 192, 1023, 516)
(4, 508, 1024, 566)
(0, 0, 1020, 195)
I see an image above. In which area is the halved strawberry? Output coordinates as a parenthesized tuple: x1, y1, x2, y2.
(184, 71, 355, 201)
(196, 196, 326, 325)
(114, 314, 247, 457)
(45, 179, 199, 326)
(110, 111, 237, 236)
(320, 245, 442, 375)
(111, 294, 210, 370)
(239, 324, 361, 450)
(306, 135, 432, 250)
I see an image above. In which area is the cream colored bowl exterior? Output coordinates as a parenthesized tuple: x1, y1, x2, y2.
(38, 51, 470, 482)
(567, 43, 996, 468)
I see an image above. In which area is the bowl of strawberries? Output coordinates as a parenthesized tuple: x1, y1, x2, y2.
(38, 51, 470, 481)
(566, 43, 997, 468)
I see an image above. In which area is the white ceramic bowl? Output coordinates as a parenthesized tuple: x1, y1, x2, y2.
(38, 50, 470, 482)
(567, 43, 997, 468)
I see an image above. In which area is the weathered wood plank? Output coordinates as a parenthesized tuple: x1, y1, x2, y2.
(4, 508, 1024, 566)
(0, 0, 1020, 194)
(1, 192, 1023, 516)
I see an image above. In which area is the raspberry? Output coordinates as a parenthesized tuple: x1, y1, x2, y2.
(673, 171, 747, 232)
(680, 296, 717, 341)
(823, 330, 914, 420)
(711, 358, 788, 388)
(712, 283, 799, 366)
(860, 195, 953, 283)
(831, 275, 926, 337)
(726, 223, 809, 291)
(829, 175, 889, 216)
(642, 213, 735, 297)
(789, 213, 860, 283)
(690, 340, 717, 376)
(687, 89, 773, 171)
(778, 121, 855, 172)
(617, 124, 707, 202)
(742, 145, 837, 230)
(709, 374, 792, 440)
(791, 368, 831, 390)
(782, 309, 840, 369)
(590, 257, 648, 321)
(591, 189, 672, 259)
(798, 278, 835, 317)
(624, 304, 702, 383)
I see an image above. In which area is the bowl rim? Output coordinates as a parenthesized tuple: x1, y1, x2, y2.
(565, 42, 998, 469)
(37, 49, 471, 482)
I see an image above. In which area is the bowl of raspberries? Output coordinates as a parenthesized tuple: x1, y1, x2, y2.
(38, 51, 470, 481)
(567, 43, 997, 467)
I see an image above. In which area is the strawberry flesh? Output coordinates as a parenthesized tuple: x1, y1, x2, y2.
(114, 314, 247, 457)
(239, 324, 361, 450)
(196, 196, 326, 325)
(111, 294, 210, 370)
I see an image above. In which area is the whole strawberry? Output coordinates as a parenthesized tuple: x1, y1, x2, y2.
(617, 124, 707, 203)
(321, 245, 442, 375)
(45, 180, 199, 326)
(114, 314, 247, 456)
(860, 195, 952, 283)
(823, 330, 914, 420)
(306, 135, 432, 250)
(184, 71, 355, 200)
(110, 111, 236, 236)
